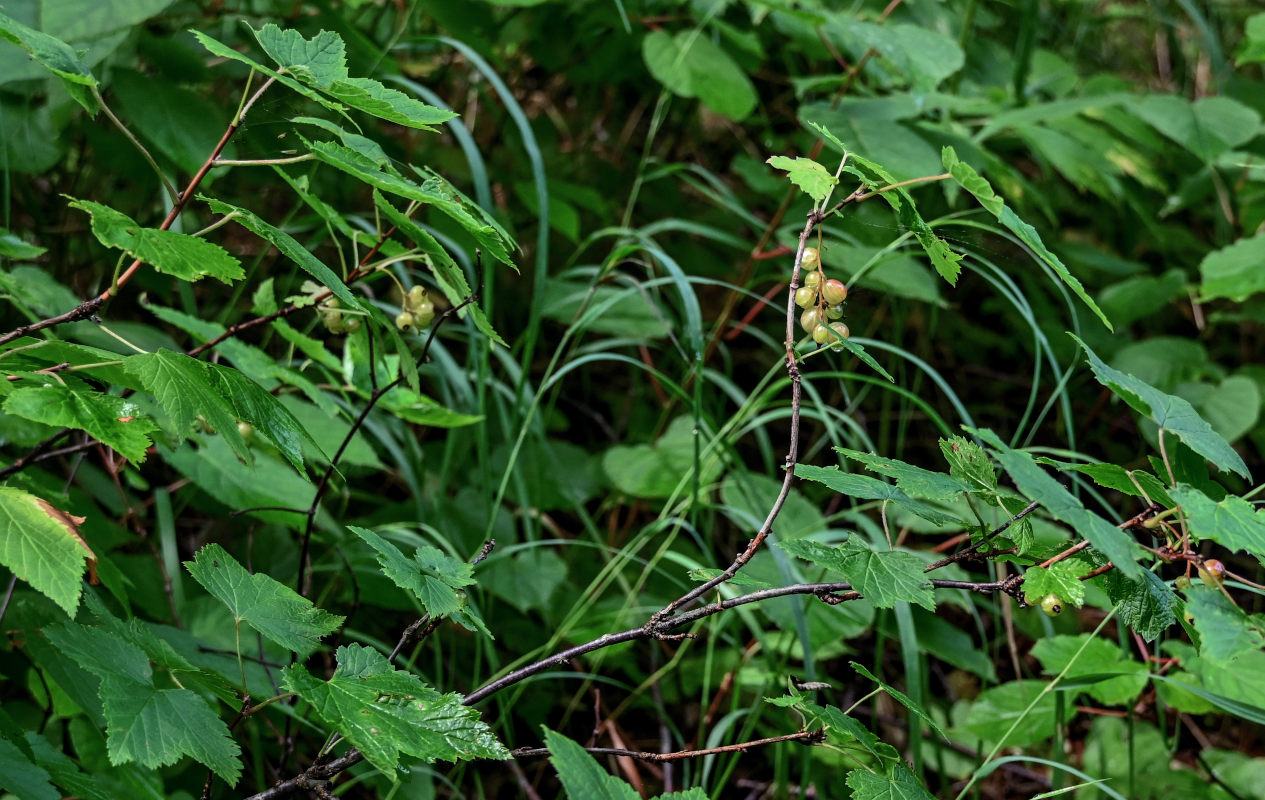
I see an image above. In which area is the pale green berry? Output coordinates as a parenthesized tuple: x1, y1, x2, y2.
(821, 279, 847, 305)
(828, 322, 849, 349)
(800, 307, 822, 334)
(413, 302, 436, 329)
(406, 285, 428, 310)
(794, 286, 817, 308)
(804, 271, 821, 288)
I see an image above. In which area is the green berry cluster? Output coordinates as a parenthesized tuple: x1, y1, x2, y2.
(396, 285, 435, 332)
(794, 247, 849, 348)
(318, 297, 362, 334)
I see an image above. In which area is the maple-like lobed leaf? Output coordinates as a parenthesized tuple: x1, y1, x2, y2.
(67, 199, 243, 284)
(283, 645, 508, 778)
(766, 155, 836, 203)
(185, 544, 343, 658)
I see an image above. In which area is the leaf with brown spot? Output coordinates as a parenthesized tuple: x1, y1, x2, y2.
(0, 487, 94, 615)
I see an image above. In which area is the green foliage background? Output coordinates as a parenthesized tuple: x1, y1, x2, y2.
(2, 1, 1265, 798)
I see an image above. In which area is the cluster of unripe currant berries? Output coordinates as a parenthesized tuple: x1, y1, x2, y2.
(317, 297, 362, 335)
(395, 285, 436, 332)
(794, 247, 850, 348)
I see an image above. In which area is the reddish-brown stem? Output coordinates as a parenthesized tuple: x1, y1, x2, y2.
(0, 77, 277, 349)
(647, 209, 821, 629)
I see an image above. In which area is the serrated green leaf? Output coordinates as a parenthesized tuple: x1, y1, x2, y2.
(202, 197, 359, 307)
(1105, 569, 1178, 642)
(252, 24, 454, 130)
(829, 334, 895, 382)
(348, 526, 473, 618)
(846, 765, 936, 800)
(0, 732, 59, 800)
(940, 147, 1004, 217)
(1039, 459, 1174, 507)
(379, 386, 483, 428)
(125, 336, 318, 473)
(22, 731, 119, 800)
(0, 488, 92, 617)
(658, 790, 708, 800)
(1022, 562, 1087, 609)
(1199, 232, 1265, 303)
(325, 78, 457, 129)
(1186, 586, 1265, 661)
(1032, 634, 1148, 707)
(103, 682, 241, 782)
(283, 645, 508, 777)
(1072, 335, 1249, 479)
(845, 150, 963, 284)
(835, 447, 970, 500)
(939, 435, 998, 495)
(192, 29, 342, 114)
(0, 10, 97, 114)
(202, 365, 314, 473)
(252, 24, 346, 84)
(1171, 485, 1265, 563)
(185, 544, 342, 658)
(794, 464, 961, 525)
(972, 428, 1143, 578)
(794, 700, 885, 757)
(293, 116, 390, 168)
(43, 614, 241, 783)
(125, 349, 249, 462)
(373, 192, 505, 346)
(806, 121, 848, 154)
(544, 728, 639, 800)
(4, 385, 156, 463)
(766, 156, 836, 202)
(940, 147, 1111, 328)
(304, 140, 513, 267)
(67, 199, 242, 284)
(0, 228, 47, 260)
(778, 538, 935, 610)
(850, 662, 947, 740)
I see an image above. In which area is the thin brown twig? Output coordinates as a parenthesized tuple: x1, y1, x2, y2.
(243, 568, 1013, 799)
(706, 1, 906, 354)
(924, 500, 1041, 572)
(647, 208, 822, 630)
(295, 292, 477, 597)
(0, 77, 277, 349)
